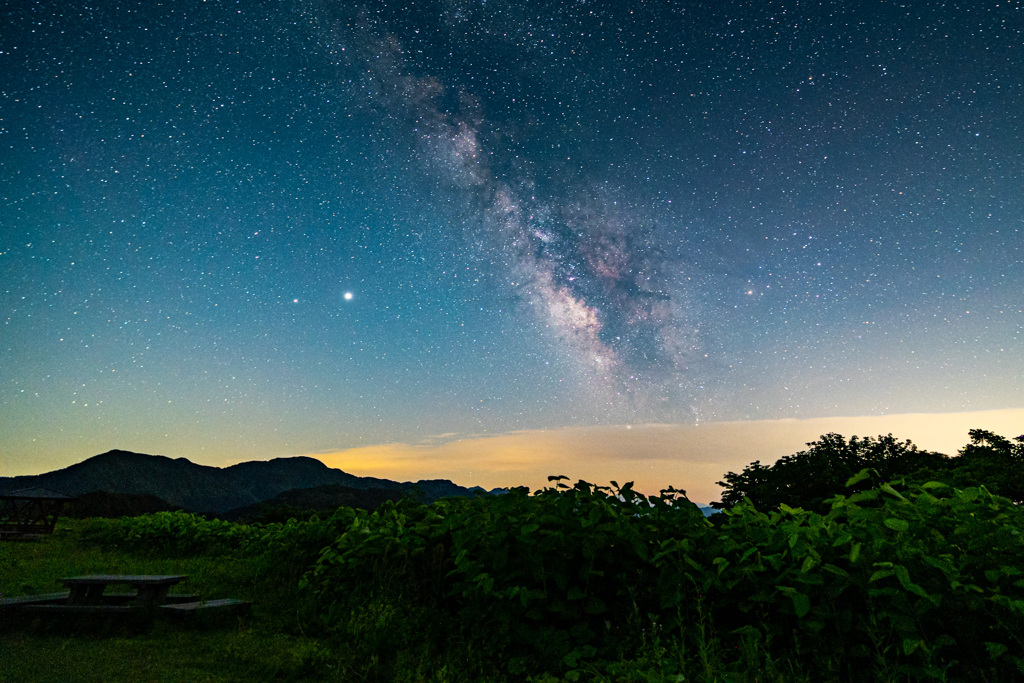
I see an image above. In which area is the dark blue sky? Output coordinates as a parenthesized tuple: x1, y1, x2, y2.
(3, 0, 1021, 477)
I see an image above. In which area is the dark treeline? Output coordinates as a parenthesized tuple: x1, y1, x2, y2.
(715, 429, 1024, 512)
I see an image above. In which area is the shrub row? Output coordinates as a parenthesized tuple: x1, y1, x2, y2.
(96, 476, 1024, 680)
(300, 477, 1024, 680)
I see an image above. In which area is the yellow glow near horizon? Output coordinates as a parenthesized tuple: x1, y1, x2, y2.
(313, 409, 1024, 504)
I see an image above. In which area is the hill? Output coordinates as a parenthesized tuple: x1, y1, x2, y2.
(0, 449, 485, 513)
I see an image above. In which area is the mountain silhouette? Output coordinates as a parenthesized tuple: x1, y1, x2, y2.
(0, 449, 485, 514)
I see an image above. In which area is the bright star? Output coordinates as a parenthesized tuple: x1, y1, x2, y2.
(343, 292, 353, 301)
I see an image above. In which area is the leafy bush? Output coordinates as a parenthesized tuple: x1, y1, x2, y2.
(703, 475, 1024, 680)
(85, 511, 258, 555)
(300, 480, 712, 678)
(296, 472, 1024, 680)
(445, 479, 710, 674)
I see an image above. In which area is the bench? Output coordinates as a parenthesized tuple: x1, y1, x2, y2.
(160, 598, 252, 627)
(0, 591, 70, 607)
(160, 598, 251, 614)
(20, 604, 137, 615)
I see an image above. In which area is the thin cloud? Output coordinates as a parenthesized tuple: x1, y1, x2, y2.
(312, 408, 1024, 505)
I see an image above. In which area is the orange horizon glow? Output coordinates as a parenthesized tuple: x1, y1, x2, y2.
(311, 408, 1024, 504)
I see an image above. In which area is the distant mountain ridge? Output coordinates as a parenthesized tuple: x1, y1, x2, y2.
(220, 484, 408, 522)
(0, 449, 486, 513)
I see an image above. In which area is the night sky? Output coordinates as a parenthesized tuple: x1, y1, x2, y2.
(3, 0, 1022, 499)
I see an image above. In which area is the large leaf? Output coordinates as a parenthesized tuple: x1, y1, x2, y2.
(883, 517, 910, 532)
(777, 586, 811, 618)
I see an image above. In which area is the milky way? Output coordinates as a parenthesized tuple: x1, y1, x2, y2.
(318, 6, 704, 413)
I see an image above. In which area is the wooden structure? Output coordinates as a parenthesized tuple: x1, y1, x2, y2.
(62, 574, 188, 607)
(0, 488, 72, 539)
(0, 574, 250, 631)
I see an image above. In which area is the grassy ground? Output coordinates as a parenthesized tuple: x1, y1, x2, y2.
(0, 629, 329, 683)
(0, 520, 328, 683)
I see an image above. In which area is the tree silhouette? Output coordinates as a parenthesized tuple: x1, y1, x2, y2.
(713, 433, 948, 511)
(916, 429, 1024, 503)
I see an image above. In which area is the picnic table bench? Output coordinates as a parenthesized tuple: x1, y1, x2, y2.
(1, 574, 250, 631)
(61, 574, 188, 607)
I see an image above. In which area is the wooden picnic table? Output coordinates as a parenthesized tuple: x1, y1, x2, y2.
(61, 575, 188, 607)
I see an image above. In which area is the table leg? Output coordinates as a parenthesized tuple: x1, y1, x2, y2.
(134, 585, 171, 607)
(68, 584, 107, 605)
(67, 586, 87, 604)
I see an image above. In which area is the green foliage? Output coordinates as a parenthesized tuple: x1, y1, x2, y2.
(714, 432, 949, 512)
(715, 430, 1024, 513)
(926, 429, 1024, 503)
(443, 480, 711, 673)
(84, 511, 258, 555)
(300, 479, 713, 677)
(706, 479, 1024, 679)
(298, 462, 1024, 680)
